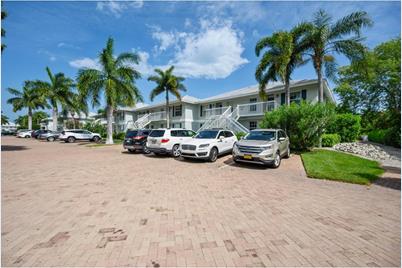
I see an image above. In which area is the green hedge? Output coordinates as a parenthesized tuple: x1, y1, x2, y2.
(235, 132, 247, 140)
(327, 113, 361, 142)
(260, 101, 336, 150)
(368, 127, 401, 147)
(321, 134, 341, 147)
(113, 132, 126, 140)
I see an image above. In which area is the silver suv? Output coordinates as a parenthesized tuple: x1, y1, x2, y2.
(232, 129, 290, 168)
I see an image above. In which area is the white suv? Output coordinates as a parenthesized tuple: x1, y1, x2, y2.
(180, 129, 238, 162)
(146, 128, 196, 157)
(59, 129, 101, 143)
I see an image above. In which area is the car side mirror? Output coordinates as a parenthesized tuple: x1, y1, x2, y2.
(279, 137, 286, 142)
(219, 135, 225, 141)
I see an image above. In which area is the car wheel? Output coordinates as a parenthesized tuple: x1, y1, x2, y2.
(47, 136, 55, 142)
(128, 149, 135, 153)
(67, 136, 76, 143)
(93, 136, 100, 143)
(209, 147, 218, 162)
(172, 144, 181, 157)
(143, 146, 150, 154)
(271, 152, 281, 168)
(25, 135, 30, 138)
(283, 146, 290, 159)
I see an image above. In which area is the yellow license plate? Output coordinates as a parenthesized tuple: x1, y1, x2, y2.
(244, 155, 253, 160)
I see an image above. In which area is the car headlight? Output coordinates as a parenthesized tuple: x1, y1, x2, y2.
(199, 144, 210, 148)
(261, 145, 272, 150)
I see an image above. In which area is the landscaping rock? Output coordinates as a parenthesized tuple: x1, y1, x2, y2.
(333, 142, 397, 161)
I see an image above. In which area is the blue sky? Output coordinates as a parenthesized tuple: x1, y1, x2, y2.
(1, 1, 400, 121)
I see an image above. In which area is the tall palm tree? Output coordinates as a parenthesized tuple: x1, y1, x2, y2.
(34, 67, 75, 131)
(255, 24, 310, 105)
(148, 66, 186, 128)
(7, 81, 48, 130)
(77, 37, 142, 144)
(304, 9, 372, 102)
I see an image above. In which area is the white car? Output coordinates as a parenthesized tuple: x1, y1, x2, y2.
(180, 129, 238, 162)
(17, 130, 33, 138)
(146, 128, 196, 157)
(59, 129, 102, 143)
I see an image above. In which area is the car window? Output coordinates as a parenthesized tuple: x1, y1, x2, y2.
(125, 130, 138, 138)
(83, 130, 91, 134)
(186, 130, 196, 137)
(245, 131, 276, 141)
(217, 131, 225, 138)
(278, 131, 285, 140)
(149, 130, 165, 137)
(171, 130, 179, 137)
(224, 131, 234, 137)
(195, 130, 219, 139)
(142, 130, 150, 136)
(74, 130, 83, 134)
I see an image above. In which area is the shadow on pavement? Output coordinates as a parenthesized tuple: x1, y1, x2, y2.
(1, 145, 30, 151)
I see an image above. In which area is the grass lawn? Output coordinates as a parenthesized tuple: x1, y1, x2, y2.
(301, 149, 384, 185)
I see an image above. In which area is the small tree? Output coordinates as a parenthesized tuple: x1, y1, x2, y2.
(260, 102, 336, 150)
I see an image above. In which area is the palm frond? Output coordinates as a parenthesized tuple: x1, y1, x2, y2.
(116, 52, 140, 66)
(330, 11, 373, 39)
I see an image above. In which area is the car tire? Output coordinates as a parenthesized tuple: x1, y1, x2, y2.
(143, 146, 150, 154)
(67, 136, 76, 143)
(208, 147, 218, 162)
(25, 135, 30, 138)
(128, 149, 135, 153)
(172, 144, 181, 157)
(270, 151, 281, 168)
(92, 136, 100, 143)
(47, 136, 55, 142)
(283, 146, 290, 159)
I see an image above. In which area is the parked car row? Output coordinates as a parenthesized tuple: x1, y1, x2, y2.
(15, 129, 102, 143)
(123, 128, 290, 168)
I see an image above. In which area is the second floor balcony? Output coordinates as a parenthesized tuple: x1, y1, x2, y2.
(237, 101, 276, 117)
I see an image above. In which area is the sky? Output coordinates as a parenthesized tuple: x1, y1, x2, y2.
(1, 0, 400, 121)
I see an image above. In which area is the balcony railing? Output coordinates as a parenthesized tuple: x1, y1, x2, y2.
(237, 101, 276, 117)
(148, 111, 166, 121)
(203, 106, 230, 118)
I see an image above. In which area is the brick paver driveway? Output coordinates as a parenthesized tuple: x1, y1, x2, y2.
(2, 136, 400, 267)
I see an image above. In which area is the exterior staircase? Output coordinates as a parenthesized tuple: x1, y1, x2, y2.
(125, 111, 166, 131)
(197, 106, 250, 134)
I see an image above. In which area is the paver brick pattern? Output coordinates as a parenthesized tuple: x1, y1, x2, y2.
(1, 137, 400, 267)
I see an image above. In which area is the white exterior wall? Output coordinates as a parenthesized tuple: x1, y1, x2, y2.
(121, 82, 331, 132)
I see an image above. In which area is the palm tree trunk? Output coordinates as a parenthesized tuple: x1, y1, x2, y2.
(52, 107, 58, 131)
(317, 67, 324, 103)
(28, 108, 33, 130)
(165, 89, 170, 128)
(285, 80, 290, 106)
(106, 105, 114, 144)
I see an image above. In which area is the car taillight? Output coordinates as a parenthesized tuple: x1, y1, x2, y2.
(161, 138, 170, 143)
(133, 135, 145, 140)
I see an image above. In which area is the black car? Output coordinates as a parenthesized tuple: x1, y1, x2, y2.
(123, 129, 151, 153)
(32, 129, 50, 139)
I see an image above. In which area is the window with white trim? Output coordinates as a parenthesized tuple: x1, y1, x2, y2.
(249, 121, 257, 130)
(174, 105, 182, 117)
(290, 92, 301, 104)
(249, 98, 257, 112)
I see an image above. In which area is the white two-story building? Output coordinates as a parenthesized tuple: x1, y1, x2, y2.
(114, 79, 335, 132)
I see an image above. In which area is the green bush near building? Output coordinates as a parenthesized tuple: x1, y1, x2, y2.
(327, 113, 361, 142)
(321, 134, 341, 147)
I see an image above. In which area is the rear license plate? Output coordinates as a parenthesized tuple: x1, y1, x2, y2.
(243, 154, 253, 160)
(151, 139, 156, 144)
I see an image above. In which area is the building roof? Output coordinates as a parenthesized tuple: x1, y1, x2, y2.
(129, 95, 200, 112)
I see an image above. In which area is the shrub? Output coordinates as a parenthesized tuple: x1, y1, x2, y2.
(368, 128, 401, 147)
(235, 132, 247, 140)
(113, 132, 126, 140)
(83, 121, 107, 138)
(327, 113, 361, 142)
(260, 101, 336, 150)
(321, 134, 341, 147)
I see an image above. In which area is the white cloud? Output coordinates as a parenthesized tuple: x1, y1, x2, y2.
(49, 56, 56, 61)
(96, 0, 143, 17)
(150, 20, 248, 79)
(150, 27, 177, 52)
(69, 57, 101, 70)
(57, 42, 80, 50)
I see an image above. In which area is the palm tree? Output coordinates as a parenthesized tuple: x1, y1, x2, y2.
(148, 66, 186, 128)
(255, 24, 310, 105)
(7, 81, 48, 130)
(304, 9, 372, 102)
(33, 67, 75, 131)
(1, 112, 9, 125)
(77, 37, 142, 144)
(61, 94, 88, 129)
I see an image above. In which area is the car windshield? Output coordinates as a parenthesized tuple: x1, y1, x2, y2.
(125, 130, 138, 138)
(149, 130, 165, 137)
(245, 131, 276, 141)
(195, 130, 219, 139)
